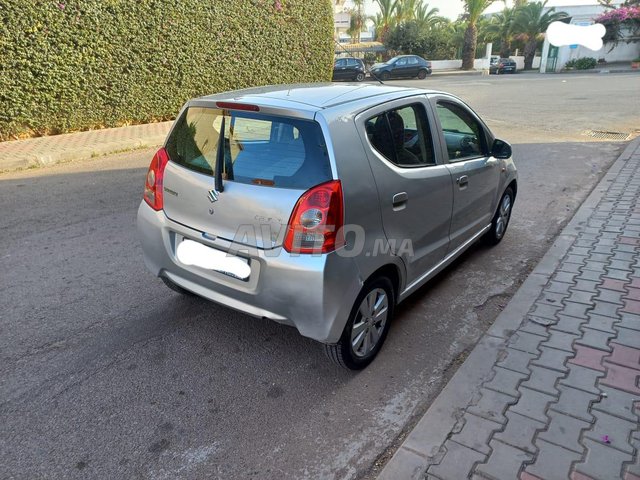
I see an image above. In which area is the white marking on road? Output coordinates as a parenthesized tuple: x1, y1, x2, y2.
(148, 443, 219, 480)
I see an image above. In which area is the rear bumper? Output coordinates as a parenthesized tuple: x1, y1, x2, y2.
(136, 202, 363, 343)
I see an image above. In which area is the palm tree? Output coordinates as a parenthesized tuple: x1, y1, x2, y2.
(460, 0, 495, 69)
(415, 2, 445, 29)
(348, 0, 367, 44)
(394, 0, 420, 24)
(373, 0, 398, 41)
(513, 1, 568, 69)
(485, 8, 516, 57)
(447, 20, 467, 58)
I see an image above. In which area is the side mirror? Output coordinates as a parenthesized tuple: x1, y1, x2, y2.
(491, 139, 512, 159)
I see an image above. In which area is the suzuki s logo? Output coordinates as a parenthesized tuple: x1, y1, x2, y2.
(208, 189, 219, 203)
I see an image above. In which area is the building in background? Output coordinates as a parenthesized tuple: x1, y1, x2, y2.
(540, 2, 639, 72)
(334, 0, 351, 40)
(333, 0, 384, 58)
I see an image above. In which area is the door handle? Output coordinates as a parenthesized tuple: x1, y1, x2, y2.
(456, 175, 469, 188)
(392, 192, 408, 210)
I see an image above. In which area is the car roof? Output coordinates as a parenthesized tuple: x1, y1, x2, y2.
(196, 83, 436, 112)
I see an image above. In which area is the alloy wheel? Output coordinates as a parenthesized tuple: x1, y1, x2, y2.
(495, 193, 512, 239)
(350, 288, 389, 358)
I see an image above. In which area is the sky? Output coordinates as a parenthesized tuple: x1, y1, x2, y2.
(360, 0, 605, 20)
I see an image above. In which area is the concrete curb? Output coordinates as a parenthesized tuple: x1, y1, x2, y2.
(376, 136, 640, 480)
(431, 70, 484, 76)
(557, 68, 639, 75)
(0, 135, 167, 172)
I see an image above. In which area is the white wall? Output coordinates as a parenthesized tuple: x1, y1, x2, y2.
(556, 39, 639, 70)
(601, 41, 640, 62)
(429, 57, 541, 71)
(474, 58, 490, 69)
(429, 58, 498, 70)
(511, 56, 541, 70)
(430, 60, 462, 70)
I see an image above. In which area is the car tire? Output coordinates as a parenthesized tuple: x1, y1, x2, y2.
(417, 69, 428, 79)
(485, 187, 514, 246)
(161, 276, 194, 296)
(324, 277, 395, 370)
(381, 71, 390, 81)
(355, 72, 365, 82)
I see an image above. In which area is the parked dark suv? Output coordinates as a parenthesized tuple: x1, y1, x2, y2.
(332, 57, 366, 82)
(369, 55, 432, 80)
(490, 57, 517, 74)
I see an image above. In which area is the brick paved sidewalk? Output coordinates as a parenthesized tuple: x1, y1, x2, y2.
(380, 139, 640, 480)
(0, 121, 171, 171)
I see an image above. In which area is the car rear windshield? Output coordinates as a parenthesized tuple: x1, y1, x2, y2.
(165, 107, 332, 189)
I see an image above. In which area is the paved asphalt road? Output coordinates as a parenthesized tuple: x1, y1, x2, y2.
(0, 73, 636, 479)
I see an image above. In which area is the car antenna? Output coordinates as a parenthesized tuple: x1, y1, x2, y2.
(214, 114, 226, 193)
(333, 39, 384, 85)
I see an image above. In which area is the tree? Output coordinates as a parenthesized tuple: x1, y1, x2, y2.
(461, 0, 495, 70)
(485, 8, 516, 57)
(597, 0, 616, 8)
(385, 20, 457, 59)
(373, 0, 398, 41)
(415, 2, 446, 29)
(595, 1, 640, 48)
(513, 1, 568, 69)
(394, 0, 419, 24)
(348, 0, 367, 43)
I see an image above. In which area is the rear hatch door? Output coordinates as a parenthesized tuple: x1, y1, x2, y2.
(162, 106, 332, 249)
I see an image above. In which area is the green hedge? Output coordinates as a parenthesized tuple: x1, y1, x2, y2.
(564, 57, 598, 70)
(0, 0, 334, 140)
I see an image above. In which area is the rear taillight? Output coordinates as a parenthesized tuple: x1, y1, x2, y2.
(284, 180, 344, 254)
(143, 147, 170, 211)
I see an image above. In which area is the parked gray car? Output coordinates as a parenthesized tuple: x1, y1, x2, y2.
(137, 83, 517, 369)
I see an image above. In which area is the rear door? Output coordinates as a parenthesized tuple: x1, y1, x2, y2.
(429, 95, 501, 252)
(406, 57, 421, 77)
(162, 106, 333, 249)
(357, 96, 453, 284)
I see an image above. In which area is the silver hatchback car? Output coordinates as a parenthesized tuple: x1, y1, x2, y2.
(137, 83, 517, 369)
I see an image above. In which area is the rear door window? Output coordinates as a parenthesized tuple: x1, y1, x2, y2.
(365, 103, 436, 168)
(166, 107, 332, 189)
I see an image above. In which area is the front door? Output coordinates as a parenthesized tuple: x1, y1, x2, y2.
(391, 57, 409, 78)
(357, 97, 453, 284)
(546, 45, 559, 73)
(333, 59, 348, 80)
(430, 95, 501, 252)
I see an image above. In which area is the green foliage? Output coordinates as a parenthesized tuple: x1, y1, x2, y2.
(564, 57, 598, 69)
(363, 52, 379, 65)
(385, 21, 457, 60)
(0, 0, 334, 140)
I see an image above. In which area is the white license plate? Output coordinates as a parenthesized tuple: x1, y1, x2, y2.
(176, 239, 250, 280)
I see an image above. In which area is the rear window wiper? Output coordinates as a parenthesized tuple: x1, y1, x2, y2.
(215, 116, 226, 193)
